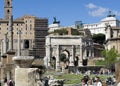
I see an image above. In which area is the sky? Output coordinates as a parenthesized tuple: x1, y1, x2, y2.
(0, 0, 120, 26)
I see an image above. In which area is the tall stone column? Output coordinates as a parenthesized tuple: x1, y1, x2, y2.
(8, 15, 13, 51)
(69, 45, 74, 66)
(89, 49, 91, 57)
(56, 45, 60, 71)
(17, 30, 21, 56)
(79, 45, 82, 66)
(92, 48, 94, 57)
(1, 40, 3, 56)
(3, 33, 8, 54)
(83, 47, 86, 59)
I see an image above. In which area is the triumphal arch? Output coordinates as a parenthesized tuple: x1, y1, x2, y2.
(45, 35, 94, 71)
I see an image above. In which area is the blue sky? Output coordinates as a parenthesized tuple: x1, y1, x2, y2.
(0, 0, 120, 26)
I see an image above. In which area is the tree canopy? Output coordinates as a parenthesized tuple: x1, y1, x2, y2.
(92, 33, 105, 45)
(54, 29, 68, 35)
(102, 48, 119, 69)
(59, 53, 67, 62)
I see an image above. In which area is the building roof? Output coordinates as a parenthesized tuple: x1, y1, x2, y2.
(101, 16, 118, 22)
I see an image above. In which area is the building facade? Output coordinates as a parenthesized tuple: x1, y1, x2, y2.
(105, 25, 120, 53)
(83, 14, 120, 34)
(0, 0, 48, 82)
(0, 0, 48, 58)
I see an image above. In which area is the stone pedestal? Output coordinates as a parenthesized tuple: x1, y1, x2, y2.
(7, 50, 15, 64)
(13, 56, 37, 86)
(13, 56, 34, 68)
(15, 68, 41, 86)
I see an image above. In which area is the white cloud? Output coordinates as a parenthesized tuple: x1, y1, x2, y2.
(89, 7, 108, 17)
(86, 3, 120, 17)
(86, 3, 109, 17)
(86, 3, 97, 9)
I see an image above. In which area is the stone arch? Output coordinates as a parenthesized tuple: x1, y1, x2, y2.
(60, 49, 70, 70)
(62, 49, 70, 58)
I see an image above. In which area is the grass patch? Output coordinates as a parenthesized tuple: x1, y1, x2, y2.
(54, 74, 111, 84)
(95, 60, 105, 66)
(44, 71, 113, 84)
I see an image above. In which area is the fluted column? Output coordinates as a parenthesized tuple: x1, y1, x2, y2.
(56, 45, 60, 71)
(69, 45, 74, 66)
(89, 49, 91, 57)
(79, 45, 82, 66)
(92, 48, 94, 57)
(45, 45, 51, 67)
(83, 48, 86, 59)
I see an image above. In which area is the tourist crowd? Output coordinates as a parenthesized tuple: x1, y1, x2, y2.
(81, 75, 117, 86)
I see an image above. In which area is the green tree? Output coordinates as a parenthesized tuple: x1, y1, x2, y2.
(54, 29, 68, 35)
(59, 53, 66, 62)
(102, 48, 119, 69)
(92, 33, 105, 44)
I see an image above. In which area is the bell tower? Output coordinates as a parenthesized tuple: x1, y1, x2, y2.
(4, 0, 12, 19)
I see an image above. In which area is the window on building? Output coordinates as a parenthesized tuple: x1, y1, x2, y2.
(24, 40, 29, 49)
(26, 24, 27, 30)
(7, 10, 10, 14)
(7, 1, 10, 6)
